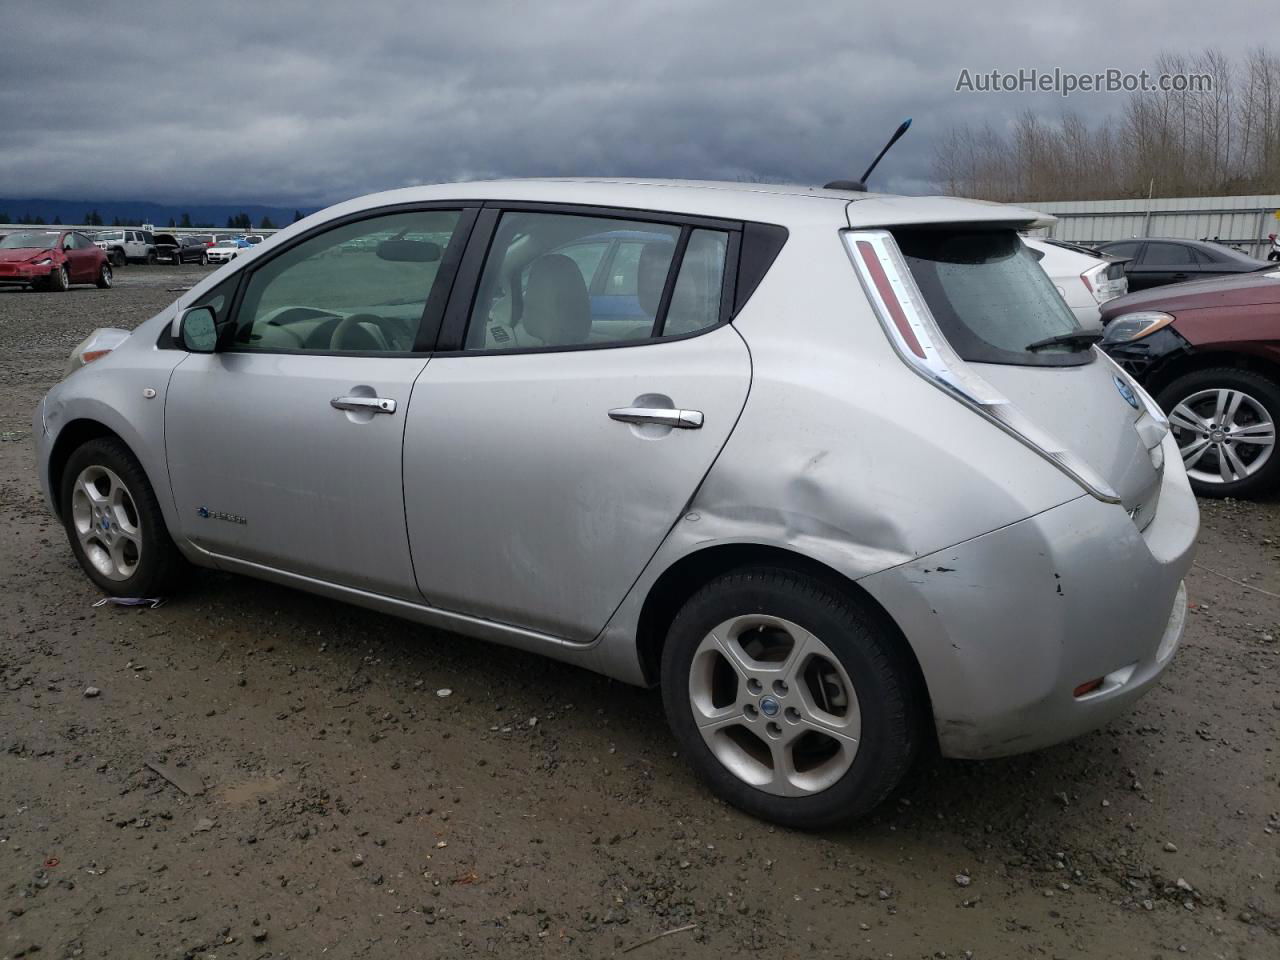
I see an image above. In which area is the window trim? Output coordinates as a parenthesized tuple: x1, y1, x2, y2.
(434, 201, 742, 356)
(216, 202, 479, 358)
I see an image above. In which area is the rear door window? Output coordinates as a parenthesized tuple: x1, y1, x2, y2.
(893, 228, 1092, 367)
(1142, 242, 1194, 265)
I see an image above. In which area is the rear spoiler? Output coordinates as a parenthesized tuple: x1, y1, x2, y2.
(847, 195, 1056, 231)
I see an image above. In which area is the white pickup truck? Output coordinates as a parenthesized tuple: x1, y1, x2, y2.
(93, 229, 157, 266)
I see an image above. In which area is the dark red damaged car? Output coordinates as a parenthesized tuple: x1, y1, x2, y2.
(1100, 268, 1280, 498)
(0, 229, 113, 292)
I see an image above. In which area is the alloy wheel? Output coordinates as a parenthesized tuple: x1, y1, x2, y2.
(70, 465, 142, 581)
(687, 615, 860, 797)
(1169, 388, 1276, 485)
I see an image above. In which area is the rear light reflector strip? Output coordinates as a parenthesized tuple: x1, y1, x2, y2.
(843, 229, 1121, 504)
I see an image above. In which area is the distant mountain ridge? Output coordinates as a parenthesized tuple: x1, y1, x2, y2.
(0, 197, 316, 228)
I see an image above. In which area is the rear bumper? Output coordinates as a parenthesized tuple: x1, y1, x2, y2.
(860, 430, 1198, 759)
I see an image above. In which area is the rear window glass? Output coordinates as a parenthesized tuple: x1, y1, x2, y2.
(894, 228, 1092, 367)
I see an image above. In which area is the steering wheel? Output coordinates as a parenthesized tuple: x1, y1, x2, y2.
(328, 313, 386, 351)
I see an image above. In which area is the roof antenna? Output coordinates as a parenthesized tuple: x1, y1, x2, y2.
(825, 118, 912, 192)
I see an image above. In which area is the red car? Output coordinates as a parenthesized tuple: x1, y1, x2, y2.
(1101, 268, 1280, 498)
(0, 229, 113, 292)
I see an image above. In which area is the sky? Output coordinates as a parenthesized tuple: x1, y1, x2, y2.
(0, 0, 1268, 210)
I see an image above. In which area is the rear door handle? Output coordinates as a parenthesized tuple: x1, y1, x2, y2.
(331, 395, 397, 414)
(608, 406, 703, 429)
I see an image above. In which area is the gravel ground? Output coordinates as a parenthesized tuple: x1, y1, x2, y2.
(1, 266, 1277, 959)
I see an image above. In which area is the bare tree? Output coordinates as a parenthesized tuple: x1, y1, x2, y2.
(934, 46, 1280, 200)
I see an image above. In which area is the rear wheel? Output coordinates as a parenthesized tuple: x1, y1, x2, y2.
(1158, 368, 1280, 498)
(660, 567, 922, 828)
(96, 262, 113, 289)
(60, 438, 187, 597)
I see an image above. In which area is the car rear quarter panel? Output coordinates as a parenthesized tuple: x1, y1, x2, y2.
(595, 220, 1085, 683)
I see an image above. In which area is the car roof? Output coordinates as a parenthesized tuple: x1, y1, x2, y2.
(305, 178, 1055, 230)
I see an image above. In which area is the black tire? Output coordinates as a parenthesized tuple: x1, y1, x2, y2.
(1157, 367, 1280, 499)
(201, 253, 209, 265)
(660, 566, 923, 828)
(95, 262, 113, 289)
(47, 265, 69, 292)
(60, 438, 188, 597)
(146, 250, 157, 265)
(111, 248, 126, 267)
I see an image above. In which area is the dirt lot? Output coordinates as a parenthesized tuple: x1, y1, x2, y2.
(1, 266, 1277, 959)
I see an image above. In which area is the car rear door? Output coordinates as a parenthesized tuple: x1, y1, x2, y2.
(403, 207, 751, 641)
(1131, 241, 1200, 289)
(164, 205, 475, 599)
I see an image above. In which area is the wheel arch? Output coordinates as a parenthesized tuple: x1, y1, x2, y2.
(1144, 348, 1280, 398)
(48, 419, 132, 519)
(634, 542, 932, 717)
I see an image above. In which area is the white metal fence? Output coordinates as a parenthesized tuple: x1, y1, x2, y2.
(1025, 194, 1280, 258)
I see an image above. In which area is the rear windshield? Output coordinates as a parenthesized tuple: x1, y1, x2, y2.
(894, 228, 1093, 367)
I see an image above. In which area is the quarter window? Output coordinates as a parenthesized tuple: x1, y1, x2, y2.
(231, 210, 461, 353)
(1142, 242, 1194, 266)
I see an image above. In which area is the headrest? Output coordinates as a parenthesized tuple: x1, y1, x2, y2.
(522, 253, 591, 345)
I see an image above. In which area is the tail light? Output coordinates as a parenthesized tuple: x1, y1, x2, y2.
(844, 230, 1120, 504)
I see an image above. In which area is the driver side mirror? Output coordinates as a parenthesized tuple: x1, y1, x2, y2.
(179, 306, 219, 353)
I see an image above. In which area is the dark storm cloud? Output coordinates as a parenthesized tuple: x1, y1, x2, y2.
(0, 0, 1263, 208)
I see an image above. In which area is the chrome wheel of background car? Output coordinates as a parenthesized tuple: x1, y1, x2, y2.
(687, 614, 860, 797)
(70, 465, 142, 581)
(1169, 388, 1276, 484)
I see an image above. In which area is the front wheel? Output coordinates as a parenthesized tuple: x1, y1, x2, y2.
(47, 265, 69, 292)
(661, 567, 922, 828)
(111, 248, 126, 267)
(146, 251, 157, 265)
(1159, 368, 1280, 498)
(60, 438, 188, 597)
(200, 253, 209, 265)
(96, 262, 113, 288)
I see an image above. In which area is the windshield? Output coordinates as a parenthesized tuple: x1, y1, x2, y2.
(214, 240, 238, 247)
(0, 231, 60, 250)
(894, 228, 1091, 367)
(96, 231, 125, 242)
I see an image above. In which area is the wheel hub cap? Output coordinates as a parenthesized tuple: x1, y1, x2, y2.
(70, 464, 142, 581)
(1169, 387, 1275, 485)
(687, 615, 860, 798)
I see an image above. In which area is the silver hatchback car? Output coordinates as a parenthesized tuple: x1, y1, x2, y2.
(34, 180, 1197, 827)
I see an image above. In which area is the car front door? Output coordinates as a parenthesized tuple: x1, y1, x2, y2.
(404, 209, 751, 641)
(164, 206, 473, 599)
(61, 233, 91, 281)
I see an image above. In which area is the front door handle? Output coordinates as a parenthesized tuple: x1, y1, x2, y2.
(608, 406, 703, 429)
(331, 395, 397, 414)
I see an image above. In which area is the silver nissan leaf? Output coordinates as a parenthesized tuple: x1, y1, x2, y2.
(34, 180, 1198, 827)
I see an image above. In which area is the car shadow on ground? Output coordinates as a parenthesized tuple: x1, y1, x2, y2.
(173, 566, 1132, 840)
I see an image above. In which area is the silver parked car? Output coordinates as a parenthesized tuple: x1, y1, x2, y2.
(34, 180, 1198, 827)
